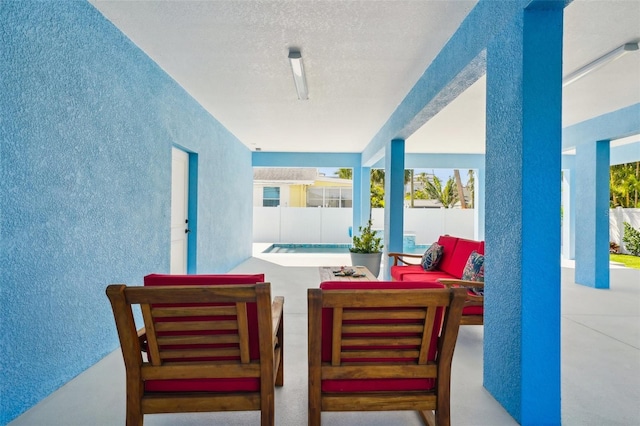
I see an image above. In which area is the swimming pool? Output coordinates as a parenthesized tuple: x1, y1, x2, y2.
(262, 243, 429, 254)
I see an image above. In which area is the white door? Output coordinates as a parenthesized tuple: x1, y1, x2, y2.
(170, 148, 189, 274)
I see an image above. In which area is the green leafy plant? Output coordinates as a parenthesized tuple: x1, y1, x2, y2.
(350, 220, 383, 253)
(622, 222, 640, 256)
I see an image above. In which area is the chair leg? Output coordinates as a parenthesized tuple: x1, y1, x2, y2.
(126, 401, 143, 426)
(308, 383, 321, 426)
(275, 352, 284, 387)
(260, 389, 275, 426)
(126, 379, 143, 426)
(308, 405, 321, 426)
(275, 312, 284, 387)
(419, 409, 436, 426)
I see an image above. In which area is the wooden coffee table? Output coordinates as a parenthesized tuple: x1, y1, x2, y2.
(319, 266, 378, 282)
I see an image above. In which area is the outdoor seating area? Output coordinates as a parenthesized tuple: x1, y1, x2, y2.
(390, 235, 485, 325)
(10, 251, 639, 426)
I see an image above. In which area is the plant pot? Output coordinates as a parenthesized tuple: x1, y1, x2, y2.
(350, 252, 382, 278)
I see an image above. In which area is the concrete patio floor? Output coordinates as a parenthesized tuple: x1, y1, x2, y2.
(10, 248, 640, 426)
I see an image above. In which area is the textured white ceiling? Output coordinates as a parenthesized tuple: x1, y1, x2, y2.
(407, 0, 640, 154)
(90, 0, 639, 155)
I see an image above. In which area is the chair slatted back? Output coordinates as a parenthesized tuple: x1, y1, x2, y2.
(141, 298, 252, 365)
(319, 290, 460, 372)
(108, 284, 270, 382)
(307, 285, 466, 426)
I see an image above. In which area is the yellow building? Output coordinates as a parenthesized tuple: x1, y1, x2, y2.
(253, 168, 352, 207)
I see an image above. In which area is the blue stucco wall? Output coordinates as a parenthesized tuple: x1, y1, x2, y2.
(0, 2, 253, 423)
(485, 6, 563, 425)
(575, 141, 611, 288)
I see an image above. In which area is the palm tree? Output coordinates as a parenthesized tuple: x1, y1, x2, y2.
(453, 169, 467, 209)
(467, 170, 475, 208)
(335, 168, 352, 179)
(420, 174, 459, 208)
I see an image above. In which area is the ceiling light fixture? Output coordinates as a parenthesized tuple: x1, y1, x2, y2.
(562, 42, 639, 87)
(288, 50, 308, 100)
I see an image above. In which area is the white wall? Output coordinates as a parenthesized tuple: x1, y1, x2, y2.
(254, 207, 475, 244)
(610, 208, 640, 254)
(255, 207, 640, 250)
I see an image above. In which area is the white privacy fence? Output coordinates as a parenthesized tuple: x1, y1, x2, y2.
(610, 208, 640, 254)
(255, 207, 640, 251)
(253, 207, 475, 244)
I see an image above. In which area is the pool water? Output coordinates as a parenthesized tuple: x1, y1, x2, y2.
(262, 243, 429, 254)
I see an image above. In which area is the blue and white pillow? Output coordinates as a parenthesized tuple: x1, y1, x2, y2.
(421, 242, 443, 271)
(461, 250, 485, 282)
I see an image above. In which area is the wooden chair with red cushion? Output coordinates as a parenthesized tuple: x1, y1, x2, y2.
(307, 281, 466, 426)
(106, 274, 284, 426)
(437, 279, 484, 325)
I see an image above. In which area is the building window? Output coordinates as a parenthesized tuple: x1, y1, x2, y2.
(306, 187, 352, 208)
(263, 187, 280, 207)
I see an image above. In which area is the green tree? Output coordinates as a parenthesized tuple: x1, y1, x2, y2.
(335, 168, 353, 180)
(370, 182, 385, 208)
(419, 174, 458, 208)
(610, 162, 640, 208)
(338, 168, 417, 208)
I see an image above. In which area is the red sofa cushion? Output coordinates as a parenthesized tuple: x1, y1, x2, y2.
(400, 271, 455, 283)
(439, 238, 483, 278)
(318, 280, 445, 392)
(463, 305, 483, 315)
(390, 264, 424, 281)
(143, 273, 265, 393)
(433, 235, 459, 275)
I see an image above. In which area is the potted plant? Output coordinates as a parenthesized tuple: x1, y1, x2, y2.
(350, 219, 383, 277)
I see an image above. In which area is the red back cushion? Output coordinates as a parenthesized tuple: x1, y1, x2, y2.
(433, 235, 459, 274)
(142, 274, 265, 393)
(439, 238, 484, 278)
(144, 273, 264, 360)
(144, 273, 265, 286)
(318, 280, 445, 392)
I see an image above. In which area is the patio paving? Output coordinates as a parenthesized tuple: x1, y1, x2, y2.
(9, 250, 639, 426)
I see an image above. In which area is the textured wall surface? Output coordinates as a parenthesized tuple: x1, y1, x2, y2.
(0, 2, 252, 423)
(484, 7, 563, 425)
(575, 141, 611, 288)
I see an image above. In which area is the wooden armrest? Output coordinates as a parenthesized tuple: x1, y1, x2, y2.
(271, 296, 284, 345)
(437, 279, 484, 289)
(437, 279, 484, 303)
(387, 252, 422, 266)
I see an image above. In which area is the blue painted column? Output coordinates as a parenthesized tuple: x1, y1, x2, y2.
(485, 6, 562, 425)
(383, 139, 405, 280)
(361, 166, 371, 226)
(474, 166, 485, 241)
(352, 166, 363, 234)
(561, 162, 576, 261)
(352, 166, 371, 234)
(575, 141, 610, 288)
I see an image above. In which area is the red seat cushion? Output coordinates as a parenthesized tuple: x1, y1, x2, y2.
(400, 271, 455, 283)
(390, 264, 424, 280)
(143, 274, 265, 393)
(319, 280, 445, 392)
(463, 305, 484, 315)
